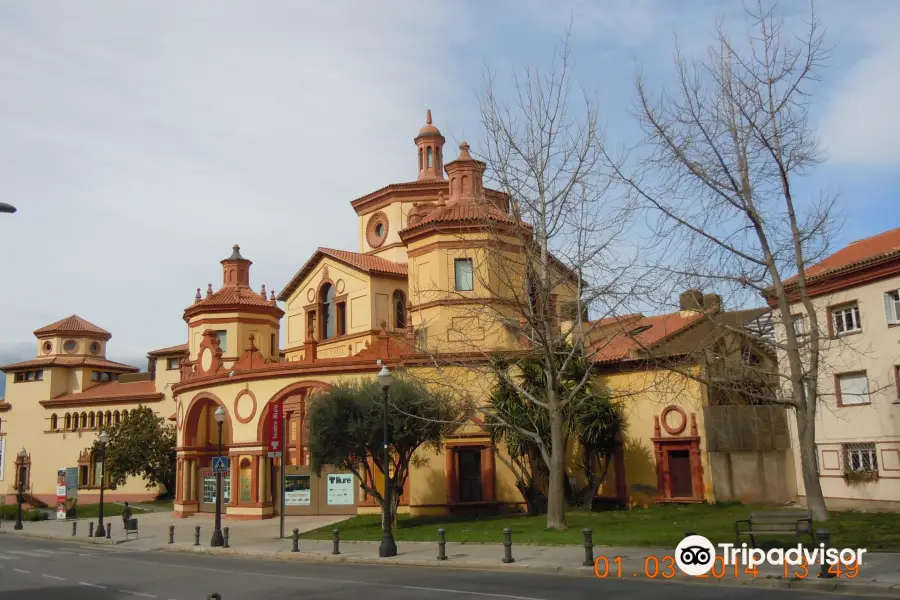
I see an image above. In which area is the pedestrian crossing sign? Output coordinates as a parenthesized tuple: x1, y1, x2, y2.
(212, 456, 229, 474)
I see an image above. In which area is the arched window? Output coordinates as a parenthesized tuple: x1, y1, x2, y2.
(320, 283, 335, 340)
(65, 413, 72, 429)
(106, 410, 112, 425)
(97, 412, 103, 427)
(50, 414, 58, 430)
(122, 410, 129, 420)
(418, 148, 423, 171)
(393, 290, 406, 329)
(114, 411, 121, 425)
(427, 146, 433, 168)
(89, 412, 96, 429)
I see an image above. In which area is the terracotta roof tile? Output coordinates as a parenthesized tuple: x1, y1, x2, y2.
(33, 315, 111, 339)
(195, 285, 277, 308)
(40, 380, 162, 407)
(589, 311, 705, 363)
(784, 227, 900, 286)
(147, 343, 189, 356)
(400, 202, 525, 235)
(278, 248, 408, 301)
(0, 356, 140, 372)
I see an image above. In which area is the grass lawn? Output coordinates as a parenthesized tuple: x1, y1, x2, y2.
(300, 504, 900, 551)
(73, 501, 167, 519)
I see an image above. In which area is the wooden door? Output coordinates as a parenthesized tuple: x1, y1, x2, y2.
(668, 450, 693, 498)
(458, 449, 483, 503)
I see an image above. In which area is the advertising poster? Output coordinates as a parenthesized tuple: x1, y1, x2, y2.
(284, 474, 311, 506)
(65, 467, 78, 519)
(326, 473, 355, 505)
(55, 469, 67, 520)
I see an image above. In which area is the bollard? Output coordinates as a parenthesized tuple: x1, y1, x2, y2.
(582, 528, 594, 567)
(72, 522, 77, 536)
(291, 528, 299, 553)
(106, 524, 111, 539)
(502, 528, 515, 563)
(208, 594, 222, 600)
(168, 524, 174, 544)
(437, 528, 447, 561)
(223, 527, 230, 548)
(332, 529, 341, 555)
(89, 522, 94, 537)
(194, 525, 201, 546)
(685, 530, 696, 537)
(817, 529, 835, 579)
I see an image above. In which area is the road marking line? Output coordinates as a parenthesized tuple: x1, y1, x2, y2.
(119, 592, 156, 598)
(13, 568, 31, 574)
(79, 582, 106, 588)
(42, 574, 66, 581)
(0, 554, 19, 560)
(8, 550, 48, 557)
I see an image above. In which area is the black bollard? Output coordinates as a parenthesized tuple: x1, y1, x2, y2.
(208, 594, 222, 600)
(194, 525, 201, 546)
(168, 524, 174, 544)
(502, 528, 514, 564)
(685, 530, 696, 537)
(89, 522, 94, 537)
(223, 527, 230, 548)
(817, 529, 835, 579)
(437, 528, 447, 561)
(106, 524, 111, 539)
(291, 528, 299, 553)
(332, 529, 341, 555)
(582, 528, 594, 567)
(72, 522, 77, 536)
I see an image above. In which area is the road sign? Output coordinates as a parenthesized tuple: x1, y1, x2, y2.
(268, 401, 283, 455)
(212, 456, 229, 474)
(267, 451, 280, 458)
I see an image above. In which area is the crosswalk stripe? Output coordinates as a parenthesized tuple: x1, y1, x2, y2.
(7, 551, 49, 557)
(0, 554, 19, 560)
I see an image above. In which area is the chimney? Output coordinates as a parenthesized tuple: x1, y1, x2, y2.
(702, 293, 723, 313)
(679, 289, 704, 312)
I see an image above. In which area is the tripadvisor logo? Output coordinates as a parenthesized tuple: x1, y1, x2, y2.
(675, 535, 716, 576)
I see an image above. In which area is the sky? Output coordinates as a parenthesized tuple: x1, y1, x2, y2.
(0, 0, 898, 387)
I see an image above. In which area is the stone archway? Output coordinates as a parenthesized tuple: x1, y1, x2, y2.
(176, 392, 235, 517)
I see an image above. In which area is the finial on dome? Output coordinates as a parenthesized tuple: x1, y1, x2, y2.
(206, 283, 213, 297)
(426, 109, 432, 125)
(260, 284, 267, 298)
(226, 244, 245, 261)
(270, 290, 276, 303)
(458, 141, 473, 160)
(195, 288, 202, 303)
(436, 191, 446, 206)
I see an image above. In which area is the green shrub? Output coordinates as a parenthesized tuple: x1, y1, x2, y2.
(0, 505, 49, 522)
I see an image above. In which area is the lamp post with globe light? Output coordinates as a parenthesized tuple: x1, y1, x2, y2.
(210, 405, 226, 547)
(95, 431, 109, 537)
(377, 364, 397, 557)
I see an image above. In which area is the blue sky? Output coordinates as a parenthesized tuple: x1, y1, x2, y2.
(0, 0, 898, 383)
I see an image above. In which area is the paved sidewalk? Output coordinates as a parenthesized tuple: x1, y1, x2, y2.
(2, 512, 898, 595)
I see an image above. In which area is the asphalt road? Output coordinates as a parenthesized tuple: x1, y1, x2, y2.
(0, 535, 887, 600)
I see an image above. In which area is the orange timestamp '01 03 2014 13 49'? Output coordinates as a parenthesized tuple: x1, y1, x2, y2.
(592, 555, 863, 580)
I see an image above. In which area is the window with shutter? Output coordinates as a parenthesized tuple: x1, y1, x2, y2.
(884, 290, 900, 325)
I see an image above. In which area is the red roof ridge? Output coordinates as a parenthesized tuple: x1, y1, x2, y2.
(147, 343, 189, 356)
(781, 226, 900, 288)
(33, 315, 111, 339)
(278, 248, 408, 302)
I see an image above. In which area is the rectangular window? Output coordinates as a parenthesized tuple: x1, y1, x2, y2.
(895, 366, 900, 402)
(454, 258, 474, 291)
(414, 328, 428, 351)
(202, 474, 231, 504)
(215, 330, 227, 352)
(885, 290, 900, 325)
(792, 314, 808, 337)
(843, 443, 878, 474)
(831, 304, 861, 335)
(306, 311, 316, 340)
(270, 333, 276, 356)
(167, 357, 180, 370)
(337, 303, 346, 336)
(836, 371, 870, 406)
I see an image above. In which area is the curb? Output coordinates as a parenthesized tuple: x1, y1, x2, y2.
(155, 545, 900, 595)
(0, 528, 126, 546)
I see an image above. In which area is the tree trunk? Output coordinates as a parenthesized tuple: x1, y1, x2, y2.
(796, 406, 828, 521)
(545, 404, 568, 530)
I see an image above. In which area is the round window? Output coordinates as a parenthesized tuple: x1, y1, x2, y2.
(42, 341, 52, 354)
(375, 223, 385, 237)
(89, 342, 100, 355)
(366, 211, 389, 249)
(63, 340, 77, 353)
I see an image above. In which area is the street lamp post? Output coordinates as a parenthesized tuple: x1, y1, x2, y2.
(377, 364, 397, 558)
(210, 405, 226, 547)
(14, 447, 26, 530)
(95, 431, 109, 537)
(0, 202, 16, 214)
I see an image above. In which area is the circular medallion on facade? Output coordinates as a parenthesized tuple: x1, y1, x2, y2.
(63, 340, 78, 353)
(89, 342, 100, 355)
(365, 211, 389, 249)
(336, 279, 345, 294)
(307, 287, 316, 302)
(176, 400, 184, 431)
(234, 389, 257, 424)
(661, 405, 687, 436)
(41, 341, 52, 354)
(200, 348, 212, 372)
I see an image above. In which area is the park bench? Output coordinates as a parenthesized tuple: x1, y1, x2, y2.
(125, 517, 139, 540)
(734, 510, 814, 546)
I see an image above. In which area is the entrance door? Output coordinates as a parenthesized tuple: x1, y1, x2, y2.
(668, 450, 693, 498)
(458, 449, 483, 503)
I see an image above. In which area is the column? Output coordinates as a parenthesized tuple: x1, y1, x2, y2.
(252, 456, 261, 504)
(183, 459, 193, 502)
(445, 447, 457, 504)
(230, 455, 239, 506)
(482, 446, 496, 502)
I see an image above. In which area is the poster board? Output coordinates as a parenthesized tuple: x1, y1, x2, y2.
(285, 474, 311, 506)
(65, 467, 78, 519)
(326, 473, 355, 505)
(56, 469, 67, 520)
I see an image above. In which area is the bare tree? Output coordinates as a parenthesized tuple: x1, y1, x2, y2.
(403, 35, 640, 530)
(609, 0, 834, 519)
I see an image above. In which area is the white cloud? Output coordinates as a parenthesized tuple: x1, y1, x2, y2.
(818, 4, 900, 166)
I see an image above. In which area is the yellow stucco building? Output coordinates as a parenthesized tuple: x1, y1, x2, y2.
(1, 111, 796, 518)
